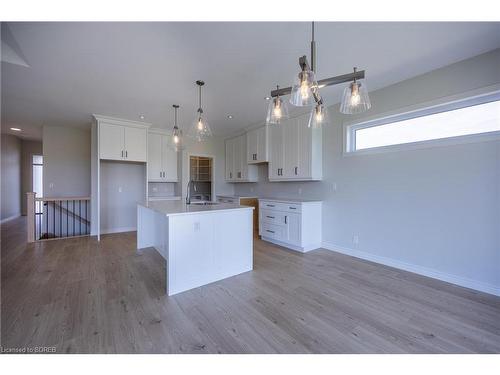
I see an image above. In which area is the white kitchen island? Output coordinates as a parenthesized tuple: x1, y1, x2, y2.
(137, 200, 254, 296)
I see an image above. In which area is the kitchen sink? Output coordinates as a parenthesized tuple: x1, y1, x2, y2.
(189, 201, 220, 206)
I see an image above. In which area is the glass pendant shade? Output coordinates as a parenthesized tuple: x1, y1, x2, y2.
(171, 125, 183, 150)
(340, 81, 371, 114)
(188, 114, 212, 142)
(290, 69, 317, 107)
(308, 103, 329, 128)
(266, 96, 289, 124)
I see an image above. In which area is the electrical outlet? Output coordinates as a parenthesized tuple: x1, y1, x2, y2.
(332, 183, 337, 192)
(152, 187, 158, 192)
(194, 222, 201, 232)
(298, 188, 303, 195)
(352, 235, 359, 245)
(250, 187, 254, 192)
(49, 182, 55, 189)
(118, 186, 122, 193)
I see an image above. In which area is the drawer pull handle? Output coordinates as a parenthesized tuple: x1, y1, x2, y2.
(285, 215, 287, 224)
(289, 207, 297, 210)
(266, 204, 275, 207)
(266, 230, 275, 234)
(266, 216, 275, 219)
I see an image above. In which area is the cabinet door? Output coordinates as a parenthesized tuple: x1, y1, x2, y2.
(268, 124, 283, 179)
(225, 139, 234, 181)
(233, 136, 242, 180)
(99, 122, 124, 160)
(148, 133, 163, 181)
(283, 118, 299, 179)
(162, 135, 178, 181)
(246, 128, 258, 163)
(124, 126, 147, 162)
(296, 115, 312, 179)
(239, 135, 248, 180)
(256, 125, 268, 162)
(285, 212, 301, 245)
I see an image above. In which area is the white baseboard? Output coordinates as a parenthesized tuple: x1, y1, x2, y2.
(100, 226, 137, 235)
(1, 214, 21, 224)
(261, 236, 321, 253)
(322, 241, 500, 297)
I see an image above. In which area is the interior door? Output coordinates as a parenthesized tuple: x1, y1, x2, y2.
(124, 126, 147, 162)
(99, 122, 124, 160)
(268, 124, 283, 179)
(162, 135, 178, 181)
(148, 133, 163, 181)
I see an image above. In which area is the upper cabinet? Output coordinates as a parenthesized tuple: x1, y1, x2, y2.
(97, 117, 149, 162)
(225, 134, 258, 183)
(148, 130, 178, 182)
(268, 113, 322, 181)
(247, 125, 268, 164)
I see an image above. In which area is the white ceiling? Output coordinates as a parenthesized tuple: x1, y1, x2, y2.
(2, 22, 500, 140)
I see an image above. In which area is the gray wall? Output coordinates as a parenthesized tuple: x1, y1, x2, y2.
(235, 49, 500, 294)
(43, 125, 91, 197)
(100, 161, 146, 233)
(21, 139, 42, 215)
(1, 134, 22, 221)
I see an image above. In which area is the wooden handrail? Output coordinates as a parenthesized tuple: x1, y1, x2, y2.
(35, 196, 90, 202)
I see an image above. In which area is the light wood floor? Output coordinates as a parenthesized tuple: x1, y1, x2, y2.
(2, 216, 499, 353)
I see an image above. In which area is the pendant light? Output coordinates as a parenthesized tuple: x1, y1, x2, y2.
(266, 22, 371, 123)
(188, 80, 212, 142)
(340, 67, 371, 114)
(266, 85, 289, 125)
(171, 104, 182, 150)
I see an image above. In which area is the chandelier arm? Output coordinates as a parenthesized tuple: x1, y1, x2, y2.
(270, 70, 365, 98)
(310, 22, 316, 73)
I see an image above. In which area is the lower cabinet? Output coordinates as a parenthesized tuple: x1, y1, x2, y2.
(258, 199, 322, 252)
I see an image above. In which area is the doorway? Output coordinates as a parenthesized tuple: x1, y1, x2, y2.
(189, 155, 213, 202)
(32, 155, 43, 214)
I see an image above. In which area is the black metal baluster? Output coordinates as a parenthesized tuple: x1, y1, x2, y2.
(79, 200, 81, 236)
(59, 200, 62, 238)
(85, 200, 88, 235)
(52, 201, 55, 238)
(66, 200, 69, 238)
(45, 202, 48, 239)
(73, 200, 75, 236)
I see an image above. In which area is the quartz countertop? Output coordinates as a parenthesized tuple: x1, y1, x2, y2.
(216, 195, 258, 199)
(148, 196, 181, 201)
(139, 200, 254, 217)
(258, 197, 322, 203)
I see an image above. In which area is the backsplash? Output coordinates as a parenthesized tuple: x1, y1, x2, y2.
(148, 182, 176, 197)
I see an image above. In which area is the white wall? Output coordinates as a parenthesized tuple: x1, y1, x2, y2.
(235, 49, 500, 295)
(43, 125, 91, 197)
(20, 139, 42, 215)
(1, 134, 22, 221)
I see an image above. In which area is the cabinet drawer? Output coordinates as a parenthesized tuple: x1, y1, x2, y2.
(260, 209, 287, 225)
(260, 222, 287, 241)
(259, 200, 302, 213)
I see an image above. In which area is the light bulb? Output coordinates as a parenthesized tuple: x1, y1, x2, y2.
(197, 118, 203, 131)
(300, 75, 310, 100)
(315, 106, 324, 123)
(173, 135, 179, 144)
(350, 83, 361, 106)
(273, 98, 282, 118)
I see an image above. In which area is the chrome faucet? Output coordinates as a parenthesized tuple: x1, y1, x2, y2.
(186, 180, 192, 204)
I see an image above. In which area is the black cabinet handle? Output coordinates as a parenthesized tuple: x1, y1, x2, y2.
(125, 150, 128, 158)
(285, 216, 287, 224)
(289, 207, 297, 210)
(121, 150, 124, 157)
(266, 216, 275, 219)
(266, 204, 275, 207)
(294, 166, 298, 175)
(266, 230, 275, 234)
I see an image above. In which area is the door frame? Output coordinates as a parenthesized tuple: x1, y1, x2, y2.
(184, 152, 215, 202)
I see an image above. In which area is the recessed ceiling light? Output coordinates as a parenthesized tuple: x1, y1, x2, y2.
(139, 115, 145, 120)
(227, 115, 233, 119)
(10, 127, 22, 132)
(265, 96, 271, 100)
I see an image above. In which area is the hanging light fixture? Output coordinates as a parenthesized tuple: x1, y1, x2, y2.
(188, 80, 212, 142)
(340, 67, 371, 114)
(266, 85, 289, 125)
(171, 104, 182, 150)
(267, 22, 371, 124)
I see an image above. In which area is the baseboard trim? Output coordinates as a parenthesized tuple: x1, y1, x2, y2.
(100, 226, 137, 235)
(261, 236, 321, 253)
(1, 214, 21, 224)
(321, 241, 500, 297)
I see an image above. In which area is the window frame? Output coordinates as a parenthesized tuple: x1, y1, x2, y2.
(343, 87, 500, 156)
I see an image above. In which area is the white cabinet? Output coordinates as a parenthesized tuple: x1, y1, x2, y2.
(99, 121, 147, 162)
(247, 125, 268, 163)
(268, 113, 322, 181)
(258, 199, 322, 252)
(225, 134, 258, 182)
(148, 130, 178, 182)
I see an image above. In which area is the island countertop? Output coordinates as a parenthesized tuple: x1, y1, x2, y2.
(138, 200, 254, 217)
